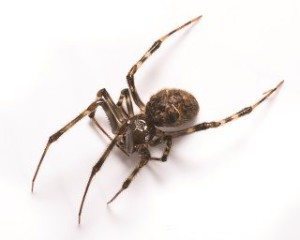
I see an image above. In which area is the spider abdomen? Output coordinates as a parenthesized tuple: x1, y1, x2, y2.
(145, 89, 199, 127)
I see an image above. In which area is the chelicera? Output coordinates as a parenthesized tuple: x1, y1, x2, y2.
(31, 15, 283, 223)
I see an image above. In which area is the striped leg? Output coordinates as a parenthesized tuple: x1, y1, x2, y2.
(89, 88, 126, 134)
(107, 148, 151, 204)
(150, 136, 172, 162)
(127, 15, 202, 111)
(90, 116, 129, 157)
(90, 88, 133, 134)
(90, 88, 134, 156)
(116, 88, 134, 118)
(78, 122, 129, 224)
(168, 80, 284, 138)
(32, 89, 130, 193)
(32, 100, 102, 192)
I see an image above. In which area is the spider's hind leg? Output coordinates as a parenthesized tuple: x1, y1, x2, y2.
(167, 80, 284, 138)
(126, 15, 202, 111)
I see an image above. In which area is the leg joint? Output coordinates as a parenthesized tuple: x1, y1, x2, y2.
(92, 163, 102, 175)
(121, 88, 130, 95)
(149, 40, 162, 54)
(49, 131, 63, 143)
(195, 121, 221, 131)
(237, 107, 253, 117)
(127, 66, 137, 79)
(122, 179, 131, 189)
(96, 88, 107, 98)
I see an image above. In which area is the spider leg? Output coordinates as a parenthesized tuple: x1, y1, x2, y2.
(90, 116, 129, 157)
(90, 88, 134, 156)
(167, 80, 284, 138)
(89, 88, 133, 134)
(107, 148, 150, 205)
(89, 88, 127, 134)
(150, 136, 172, 162)
(90, 116, 114, 141)
(78, 122, 129, 224)
(32, 88, 129, 192)
(127, 15, 202, 111)
(116, 88, 134, 118)
(32, 100, 102, 192)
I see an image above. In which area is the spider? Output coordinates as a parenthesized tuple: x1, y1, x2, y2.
(31, 15, 284, 224)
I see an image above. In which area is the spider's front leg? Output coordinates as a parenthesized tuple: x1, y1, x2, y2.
(32, 89, 129, 192)
(89, 88, 127, 134)
(167, 80, 284, 137)
(78, 122, 130, 224)
(32, 100, 101, 192)
(126, 15, 202, 111)
(89, 88, 134, 156)
(89, 88, 134, 133)
(107, 147, 151, 204)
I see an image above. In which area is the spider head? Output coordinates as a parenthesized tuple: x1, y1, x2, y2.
(125, 115, 156, 154)
(145, 89, 199, 128)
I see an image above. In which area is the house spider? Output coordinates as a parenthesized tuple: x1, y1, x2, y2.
(31, 15, 284, 224)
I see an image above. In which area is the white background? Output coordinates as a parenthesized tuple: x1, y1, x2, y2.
(0, 0, 299, 239)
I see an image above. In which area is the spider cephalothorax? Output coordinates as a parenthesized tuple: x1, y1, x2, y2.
(145, 89, 199, 127)
(124, 114, 156, 154)
(31, 15, 283, 224)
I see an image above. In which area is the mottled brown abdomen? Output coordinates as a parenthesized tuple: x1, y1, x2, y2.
(145, 89, 199, 127)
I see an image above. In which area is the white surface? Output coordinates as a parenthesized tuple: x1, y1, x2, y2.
(0, 0, 300, 239)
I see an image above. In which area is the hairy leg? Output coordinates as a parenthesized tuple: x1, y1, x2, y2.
(78, 122, 129, 224)
(116, 88, 134, 118)
(32, 100, 102, 192)
(32, 88, 130, 192)
(167, 80, 284, 138)
(89, 88, 127, 133)
(150, 136, 172, 162)
(90, 88, 135, 156)
(126, 15, 202, 111)
(107, 147, 151, 204)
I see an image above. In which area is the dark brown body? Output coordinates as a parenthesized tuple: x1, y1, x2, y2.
(145, 89, 199, 127)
